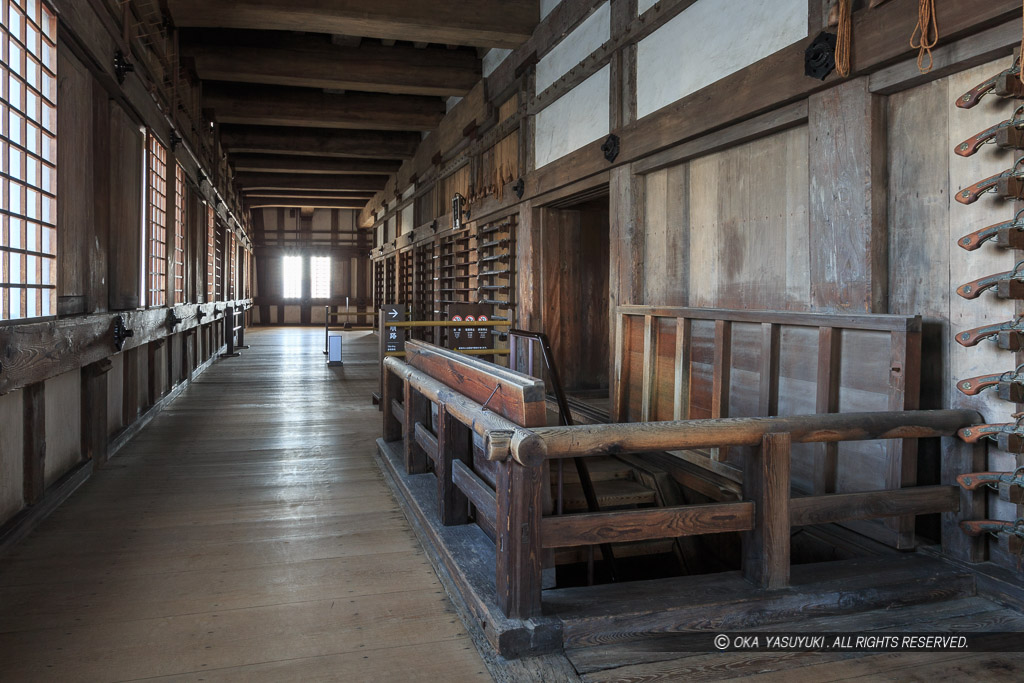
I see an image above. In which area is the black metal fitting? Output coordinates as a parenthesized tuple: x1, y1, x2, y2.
(167, 310, 183, 329)
(113, 50, 135, 85)
(113, 316, 134, 351)
(513, 177, 525, 199)
(601, 134, 620, 163)
(805, 32, 837, 80)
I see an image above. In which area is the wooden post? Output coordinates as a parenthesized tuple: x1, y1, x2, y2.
(81, 359, 112, 468)
(381, 365, 403, 443)
(711, 320, 732, 460)
(813, 327, 841, 494)
(742, 432, 791, 590)
(23, 382, 45, 505)
(495, 458, 544, 619)
(122, 346, 139, 425)
(436, 403, 471, 525)
(403, 380, 430, 474)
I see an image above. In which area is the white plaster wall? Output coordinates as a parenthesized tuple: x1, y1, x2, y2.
(638, 0, 657, 14)
(284, 305, 302, 324)
(535, 65, 611, 168)
(483, 48, 512, 77)
(541, 0, 561, 19)
(311, 306, 327, 324)
(0, 389, 24, 523)
(536, 2, 610, 93)
(637, 0, 807, 119)
(44, 369, 82, 488)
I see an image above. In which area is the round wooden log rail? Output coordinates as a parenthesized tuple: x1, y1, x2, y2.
(510, 410, 981, 466)
(383, 356, 529, 460)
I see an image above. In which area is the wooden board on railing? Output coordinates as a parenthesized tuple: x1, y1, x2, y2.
(614, 305, 922, 549)
(405, 339, 547, 427)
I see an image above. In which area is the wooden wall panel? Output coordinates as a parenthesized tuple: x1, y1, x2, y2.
(106, 352, 124, 437)
(43, 369, 82, 487)
(107, 105, 144, 310)
(56, 49, 94, 312)
(0, 390, 24, 522)
(646, 127, 810, 311)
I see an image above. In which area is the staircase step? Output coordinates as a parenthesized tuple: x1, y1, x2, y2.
(551, 457, 634, 485)
(560, 479, 656, 512)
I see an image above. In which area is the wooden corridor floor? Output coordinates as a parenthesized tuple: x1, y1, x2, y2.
(0, 328, 490, 682)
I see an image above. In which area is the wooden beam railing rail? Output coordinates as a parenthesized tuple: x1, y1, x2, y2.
(381, 342, 976, 620)
(323, 307, 379, 354)
(221, 304, 251, 358)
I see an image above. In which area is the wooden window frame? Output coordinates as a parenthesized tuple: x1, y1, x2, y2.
(171, 162, 186, 305)
(145, 132, 168, 307)
(0, 0, 57, 322)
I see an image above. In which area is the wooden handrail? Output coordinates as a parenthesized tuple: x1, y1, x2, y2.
(510, 410, 980, 466)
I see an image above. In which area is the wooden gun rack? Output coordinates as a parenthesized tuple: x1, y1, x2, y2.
(376, 339, 976, 657)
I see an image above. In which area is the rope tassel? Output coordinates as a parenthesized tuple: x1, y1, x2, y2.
(835, 0, 853, 78)
(910, 0, 939, 74)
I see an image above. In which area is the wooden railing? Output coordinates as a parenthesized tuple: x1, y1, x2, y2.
(381, 340, 976, 621)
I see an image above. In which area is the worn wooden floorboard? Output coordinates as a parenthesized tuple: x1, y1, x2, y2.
(0, 328, 490, 682)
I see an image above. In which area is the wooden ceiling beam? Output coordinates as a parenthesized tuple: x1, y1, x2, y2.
(220, 125, 421, 159)
(236, 173, 387, 192)
(243, 191, 377, 200)
(168, 0, 538, 49)
(246, 198, 369, 210)
(204, 84, 445, 131)
(182, 35, 480, 97)
(230, 155, 400, 176)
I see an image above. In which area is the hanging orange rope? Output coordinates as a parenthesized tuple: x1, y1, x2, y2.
(910, 0, 939, 73)
(1020, 0, 1024, 85)
(834, 0, 853, 78)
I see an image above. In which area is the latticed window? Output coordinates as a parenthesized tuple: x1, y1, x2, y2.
(146, 133, 168, 307)
(206, 204, 214, 302)
(227, 230, 235, 300)
(0, 0, 57, 321)
(172, 163, 185, 304)
(311, 256, 331, 299)
(282, 255, 301, 299)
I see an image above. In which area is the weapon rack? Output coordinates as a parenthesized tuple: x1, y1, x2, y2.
(398, 248, 414, 306)
(414, 240, 436, 344)
(436, 227, 478, 344)
(475, 216, 517, 322)
(373, 260, 385, 311)
(384, 254, 397, 306)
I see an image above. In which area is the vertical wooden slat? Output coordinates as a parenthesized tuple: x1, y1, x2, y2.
(640, 314, 655, 421)
(742, 432, 791, 590)
(403, 380, 430, 475)
(673, 317, 691, 420)
(23, 382, 46, 505)
(758, 322, 781, 417)
(436, 403, 471, 526)
(81, 359, 111, 468)
(122, 347, 139, 426)
(613, 313, 630, 422)
(813, 327, 841, 494)
(886, 329, 921, 548)
(711, 320, 732, 460)
(495, 459, 544, 619)
(381, 366, 403, 443)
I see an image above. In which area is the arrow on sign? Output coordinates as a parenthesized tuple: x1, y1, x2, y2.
(389, 309, 399, 319)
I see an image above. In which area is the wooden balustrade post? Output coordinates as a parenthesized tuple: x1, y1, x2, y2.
(236, 309, 249, 349)
(436, 403, 471, 525)
(742, 431, 791, 590)
(495, 458, 544, 619)
(403, 380, 430, 474)
(381, 366, 403, 443)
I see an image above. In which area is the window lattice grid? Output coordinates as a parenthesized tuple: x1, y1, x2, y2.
(282, 255, 302, 299)
(214, 221, 223, 301)
(172, 163, 185, 304)
(311, 256, 331, 299)
(146, 132, 168, 307)
(0, 0, 57, 321)
(227, 231, 235, 300)
(206, 205, 214, 302)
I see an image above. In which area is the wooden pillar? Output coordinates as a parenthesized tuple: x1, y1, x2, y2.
(813, 327, 841, 494)
(81, 359, 112, 468)
(381, 365, 403, 443)
(436, 404, 471, 525)
(122, 347, 139, 425)
(742, 432, 791, 590)
(22, 382, 45, 505)
(495, 458, 544, 619)
(609, 166, 645, 420)
(808, 77, 888, 313)
(147, 340, 165, 407)
(403, 380, 430, 475)
(942, 438, 988, 563)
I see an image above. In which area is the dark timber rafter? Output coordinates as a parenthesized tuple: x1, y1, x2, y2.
(246, 198, 370, 210)
(204, 84, 446, 131)
(242, 191, 378, 200)
(235, 173, 388, 192)
(182, 34, 481, 97)
(230, 155, 401, 176)
(167, 0, 538, 49)
(220, 126, 421, 159)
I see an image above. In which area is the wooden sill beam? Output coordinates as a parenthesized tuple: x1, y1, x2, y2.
(220, 125, 421, 160)
(204, 84, 445, 132)
(168, 0, 537, 49)
(182, 36, 481, 97)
